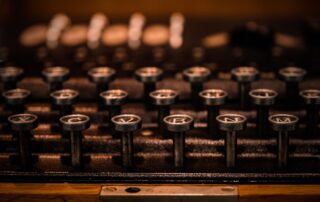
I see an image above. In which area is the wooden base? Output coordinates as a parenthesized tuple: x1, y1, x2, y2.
(0, 183, 320, 202)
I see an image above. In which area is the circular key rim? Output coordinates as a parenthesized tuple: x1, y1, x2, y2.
(87, 67, 116, 83)
(183, 66, 211, 83)
(249, 88, 278, 106)
(163, 114, 194, 132)
(134, 67, 163, 83)
(50, 89, 79, 106)
(2, 88, 31, 105)
(112, 114, 142, 132)
(149, 89, 179, 106)
(231, 66, 259, 82)
(216, 114, 247, 132)
(268, 113, 299, 131)
(42, 66, 70, 83)
(278, 66, 306, 82)
(60, 114, 91, 131)
(299, 89, 320, 105)
(199, 89, 228, 106)
(100, 89, 128, 106)
(8, 113, 38, 131)
(0, 66, 24, 82)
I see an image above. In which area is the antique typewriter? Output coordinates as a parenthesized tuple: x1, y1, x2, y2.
(0, 0, 320, 201)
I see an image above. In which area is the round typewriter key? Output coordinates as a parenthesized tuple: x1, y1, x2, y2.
(3, 88, 31, 114)
(8, 113, 38, 169)
(88, 67, 116, 94)
(135, 67, 163, 109)
(100, 89, 128, 137)
(200, 89, 228, 139)
(164, 114, 194, 168)
(50, 89, 79, 116)
(231, 66, 259, 110)
(0, 66, 24, 90)
(279, 67, 306, 102)
(60, 114, 90, 168)
(217, 114, 247, 168)
(112, 114, 142, 168)
(300, 89, 320, 137)
(269, 114, 299, 169)
(249, 89, 278, 138)
(150, 89, 179, 138)
(183, 66, 211, 109)
(42, 66, 70, 93)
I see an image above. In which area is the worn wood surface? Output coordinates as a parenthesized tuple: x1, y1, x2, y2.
(0, 183, 320, 202)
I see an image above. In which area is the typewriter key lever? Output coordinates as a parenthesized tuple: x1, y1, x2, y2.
(217, 114, 247, 169)
(100, 89, 128, 135)
(112, 114, 142, 168)
(164, 114, 194, 168)
(183, 66, 211, 109)
(50, 89, 79, 116)
(199, 89, 228, 139)
(269, 114, 298, 169)
(88, 67, 116, 95)
(150, 89, 178, 138)
(0, 66, 24, 90)
(42, 66, 70, 93)
(8, 113, 38, 169)
(60, 114, 90, 168)
(249, 89, 277, 138)
(279, 67, 306, 102)
(231, 66, 259, 110)
(2, 88, 31, 114)
(135, 67, 163, 109)
(300, 89, 320, 137)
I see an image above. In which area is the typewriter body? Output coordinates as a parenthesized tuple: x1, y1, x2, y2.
(1, 0, 320, 201)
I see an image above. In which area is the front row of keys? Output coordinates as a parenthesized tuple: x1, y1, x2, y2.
(7, 112, 298, 170)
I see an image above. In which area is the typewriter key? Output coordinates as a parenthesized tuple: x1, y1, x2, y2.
(199, 89, 228, 139)
(231, 66, 259, 110)
(112, 114, 142, 168)
(217, 114, 247, 169)
(8, 113, 38, 169)
(183, 66, 211, 109)
(3, 88, 31, 114)
(279, 67, 306, 102)
(269, 114, 298, 169)
(60, 114, 90, 168)
(42, 66, 70, 93)
(0, 66, 24, 90)
(50, 89, 79, 116)
(150, 89, 179, 138)
(249, 89, 278, 138)
(135, 67, 163, 109)
(100, 89, 128, 136)
(300, 89, 320, 137)
(88, 67, 116, 94)
(164, 114, 194, 168)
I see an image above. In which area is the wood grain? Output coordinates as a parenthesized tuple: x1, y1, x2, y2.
(0, 183, 320, 202)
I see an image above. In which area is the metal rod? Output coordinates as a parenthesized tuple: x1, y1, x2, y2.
(278, 131, 289, 169)
(191, 82, 203, 110)
(286, 82, 299, 103)
(173, 132, 185, 168)
(70, 131, 83, 168)
(226, 131, 237, 168)
(257, 105, 269, 137)
(18, 130, 32, 169)
(306, 104, 319, 137)
(121, 132, 134, 168)
(208, 106, 220, 139)
(144, 82, 156, 110)
(239, 82, 251, 110)
(158, 106, 170, 138)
